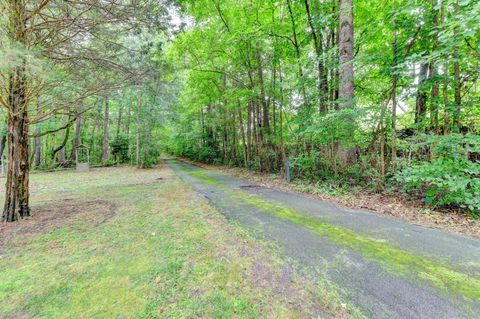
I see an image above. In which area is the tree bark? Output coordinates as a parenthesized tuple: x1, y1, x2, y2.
(3, 0, 30, 222)
(338, 0, 355, 109)
(335, 0, 356, 168)
(3, 70, 30, 222)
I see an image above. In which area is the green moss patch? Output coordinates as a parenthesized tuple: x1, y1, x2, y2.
(229, 190, 480, 301)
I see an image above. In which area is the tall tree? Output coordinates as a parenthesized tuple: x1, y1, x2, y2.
(338, 0, 355, 109)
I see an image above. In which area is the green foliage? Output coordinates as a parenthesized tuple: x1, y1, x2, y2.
(394, 134, 480, 216)
(111, 135, 130, 163)
(102, 159, 117, 167)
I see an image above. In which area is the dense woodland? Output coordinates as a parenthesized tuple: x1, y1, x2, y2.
(1, 0, 480, 222)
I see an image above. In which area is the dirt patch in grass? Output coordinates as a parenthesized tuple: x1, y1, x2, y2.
(177, 158, 480, 240)
(0, 199, 116, 253)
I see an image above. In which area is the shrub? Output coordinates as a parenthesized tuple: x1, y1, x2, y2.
(111, 135, 130, 163)
(394, 134, 480, 216)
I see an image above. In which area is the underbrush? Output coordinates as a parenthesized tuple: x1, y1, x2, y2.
(394, 134, 480, 218)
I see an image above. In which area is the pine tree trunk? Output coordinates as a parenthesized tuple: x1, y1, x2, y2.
(3, 72, 30, 222)
(3, 0, 31, 222)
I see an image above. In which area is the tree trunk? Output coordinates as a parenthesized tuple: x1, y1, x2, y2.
(3, 71, 30, 222)
(304, 0, 328, 113)
(391, 4, 398, 164)
(453, 1, 461, 130)
(338, 0, 354, 109)
(3, 0, 31, 222)
(116, 103, 123, 139)
(136, 93, 142, 168)
(34, 136, 41, 167)
(102, 97, 110, 162)
(0, 135, 6, 165)
(429, 0, 440, 133)
(336, 0, 356, 168)
(286, 0, 308, 111)
(256, 45, 270, 134)
(415, 63, 429, 126)
(52, 120, 71, 163)
(34, 102, 41, 167)
(58, 126, 67, 163)
(70, 102, 83, 162)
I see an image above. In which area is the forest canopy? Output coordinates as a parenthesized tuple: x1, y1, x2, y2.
(166, 0, 480, 216)
(1, 0, 479, 221)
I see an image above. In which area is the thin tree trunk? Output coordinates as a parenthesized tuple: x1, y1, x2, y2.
(256, 45, 270, 134)
(304, 0, 328, 113)
(116, 103, 123, 139)
(34, 136, 41, 168)
(58, 126, 67, 163)
(52, 121, 71, 163)
(443, 61, 450, 133)
(136, 93, 142, 168)
(286, 0, 309, 111)
(247, 101, 252, 164)
(391, 4, 398, 164)
(70, 102, 83, 162)
(0, 135, 6, 165)
(453, 1, 462, 130)
(34, 102, 42, 167)
(429, 0, 440, 133)
(238, 100, 248, 167)
(102, 97, 110, 162)
(415, 63, 429, 126)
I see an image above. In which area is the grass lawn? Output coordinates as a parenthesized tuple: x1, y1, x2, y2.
(0, 164, 353, 318)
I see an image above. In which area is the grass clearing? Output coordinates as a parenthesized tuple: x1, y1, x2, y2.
(0, 165, 352, 318)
